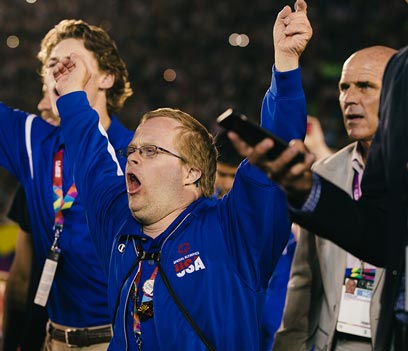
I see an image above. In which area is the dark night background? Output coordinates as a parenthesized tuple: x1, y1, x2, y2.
(0, 0, 407, 149)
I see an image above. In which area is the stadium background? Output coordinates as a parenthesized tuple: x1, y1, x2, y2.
(1, 0, 407, 148)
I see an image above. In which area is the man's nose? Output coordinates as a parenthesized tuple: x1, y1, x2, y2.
(343, 86, 360, 105)
(37, 97, 50, 112)
(127, 151, 141, 164)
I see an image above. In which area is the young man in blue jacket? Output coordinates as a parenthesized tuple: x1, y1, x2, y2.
(1, 20, 134, 349)
(51, 1, 311, 349)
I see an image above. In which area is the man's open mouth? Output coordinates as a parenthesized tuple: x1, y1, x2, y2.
(127, 172, 141, 194)
(346, 114, 363, 120)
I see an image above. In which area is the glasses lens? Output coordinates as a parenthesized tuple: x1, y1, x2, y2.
(126, 146, 137, 157)
(141, 146, 158, 157)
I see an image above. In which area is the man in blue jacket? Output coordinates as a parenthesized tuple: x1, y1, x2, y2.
(51, 1, 311, 349)
(1, 20, 134, 349)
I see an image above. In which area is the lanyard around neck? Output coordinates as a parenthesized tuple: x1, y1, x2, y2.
(52, 149, 78, 230)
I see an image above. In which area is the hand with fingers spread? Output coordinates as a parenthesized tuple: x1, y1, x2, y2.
(228, 131, 315, 206)
(273, 0, 312, 71)
(53, 53, 91, 97)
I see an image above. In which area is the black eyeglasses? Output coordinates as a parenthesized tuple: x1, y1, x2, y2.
(120, 145, 185, 162)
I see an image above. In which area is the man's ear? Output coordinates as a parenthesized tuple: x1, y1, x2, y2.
(185, 167, 202, 186)
(99, 72, 115, 90)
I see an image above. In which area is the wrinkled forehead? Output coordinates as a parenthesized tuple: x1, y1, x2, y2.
(340, 50, 394, 85)
(340, 58, 384, 85)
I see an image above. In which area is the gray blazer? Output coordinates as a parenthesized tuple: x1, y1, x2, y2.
(273, 142, 384, 351)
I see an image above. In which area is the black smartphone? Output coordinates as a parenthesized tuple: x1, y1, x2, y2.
(216, 108, 304, 164)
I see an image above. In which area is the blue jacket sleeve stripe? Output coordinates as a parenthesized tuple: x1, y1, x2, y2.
(97, 122, 124, 176)
(24, 114, 37, 179)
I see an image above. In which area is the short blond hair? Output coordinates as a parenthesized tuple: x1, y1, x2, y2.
(140, 108, 218, 198)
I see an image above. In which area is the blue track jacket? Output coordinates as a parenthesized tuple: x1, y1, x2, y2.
(0, 105, 133, 326)
(57, 66, 306, 350)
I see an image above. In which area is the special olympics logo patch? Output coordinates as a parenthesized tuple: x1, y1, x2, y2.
(177, 242, 190, 256)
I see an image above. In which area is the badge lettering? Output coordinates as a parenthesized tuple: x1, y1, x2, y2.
(176, 256, 206, 278)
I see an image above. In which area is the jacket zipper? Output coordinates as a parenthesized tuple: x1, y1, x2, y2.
(159, 213, 192, 253)
(123, 238, 139, 350)
(123, 212, 191, 350)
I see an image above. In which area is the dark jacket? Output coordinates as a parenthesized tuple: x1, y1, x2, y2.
(291, 46, 408, 351)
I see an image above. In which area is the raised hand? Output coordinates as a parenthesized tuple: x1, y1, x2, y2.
(53, 52, 91, 97)
(228, 131, 315, 205)
(273, 0, 312, 71)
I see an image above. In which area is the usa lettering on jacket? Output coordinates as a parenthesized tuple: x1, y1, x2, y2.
(173, 252, 206, 277)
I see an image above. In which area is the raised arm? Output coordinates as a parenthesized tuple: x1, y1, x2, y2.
(221, 0, 312, 287)
(53, 53, 130, 265)
(261, 0, 311, 141)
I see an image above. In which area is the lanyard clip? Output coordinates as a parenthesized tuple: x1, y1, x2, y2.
(137, 250, 161, 262)
(51, 224, 63, 252)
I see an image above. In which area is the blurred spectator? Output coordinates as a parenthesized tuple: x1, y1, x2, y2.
(214, 130, 244, 198)
(0, 171, 18, 350)
(305, 115, 334, 160)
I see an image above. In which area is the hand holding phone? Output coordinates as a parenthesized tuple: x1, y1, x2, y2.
(216, 108, 304, 165)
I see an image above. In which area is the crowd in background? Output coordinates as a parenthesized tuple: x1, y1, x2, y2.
(0, 0, 407, 147)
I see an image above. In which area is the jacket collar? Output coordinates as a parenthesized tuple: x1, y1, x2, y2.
(116, 197, 208, 242)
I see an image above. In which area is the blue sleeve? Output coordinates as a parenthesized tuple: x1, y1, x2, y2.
(57, 92, 130, 266)
(0, 102, 34, 180)
(261, 66, 307, 141)
(219, 67, 307, 289)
